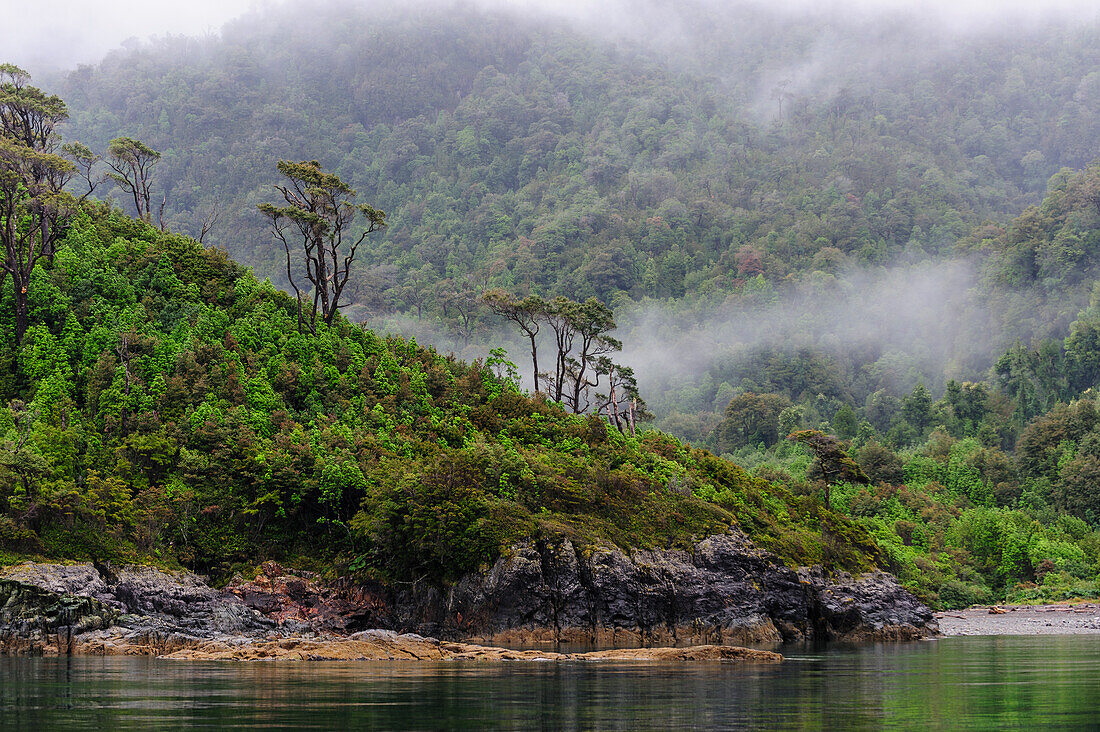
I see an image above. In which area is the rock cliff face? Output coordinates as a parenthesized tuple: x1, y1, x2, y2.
(374, 532, 937, 645)
(0, 579, 117, 653)
(0, 563, 273, 655)
(1, 563, 271, 634)
(0, 530, 936, 656)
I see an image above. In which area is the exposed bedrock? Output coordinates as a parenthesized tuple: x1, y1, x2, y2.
(377, 532, 937, 645)
(220, 531, 935, 644)
(0, 530, 936, 655)
(0, 562, 273, 655)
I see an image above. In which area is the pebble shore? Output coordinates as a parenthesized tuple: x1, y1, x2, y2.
(936, 603, 1100, 635)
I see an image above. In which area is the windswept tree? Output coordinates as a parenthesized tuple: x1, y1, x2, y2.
(0, 65, 76, 345)
(482, 289, 546, 392)
(542, 297, 618, 406)
(195, 201, 220, 245)
(0, 64, 72, 219)
(106, 137, 161, 223)
(556, 298, 621, 413)
(61, 141, 103, 200)
(0, 140, 75, 345)
(787, 429, 869, 506)
(259, 160, 386, 333)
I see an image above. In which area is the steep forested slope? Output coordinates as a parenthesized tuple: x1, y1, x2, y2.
(39, 1, 1100, 455)
(0, 205, 881, 580)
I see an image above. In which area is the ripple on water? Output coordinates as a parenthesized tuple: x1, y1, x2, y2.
(1, 636, 1099, 730)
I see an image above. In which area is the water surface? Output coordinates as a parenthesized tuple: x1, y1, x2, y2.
(2, 636, 1098, 729)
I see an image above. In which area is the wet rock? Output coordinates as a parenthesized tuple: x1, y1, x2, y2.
(0, 579, 117, 654)
(224, 563, 370, 632)
(385, 531, 937, 645)
(220, 532, 935, 644)
(805, 569, 937, 641)
(156, 633, 784, 663)
(0, 564, 118, 609)
(1, 530, 936, 656)
(109, 565, 271, 635)
(0, 561, 273, 651)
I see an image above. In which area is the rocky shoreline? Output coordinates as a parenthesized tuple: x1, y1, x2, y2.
(1, 531, 937, 660)
(156, 635, 784, 663)
(222, 532, 937, 646)
(0, 567, 781, 662)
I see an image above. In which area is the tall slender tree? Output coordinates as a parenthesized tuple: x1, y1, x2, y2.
(482, 289, 546, 392)
(0, 65, 75, 345)
(106, 137, 161, 223)
(61, 142, 103, 200)
(259, 160, 386, 333)
(562, 298, 620, 413)
(484, 292, 639, 415)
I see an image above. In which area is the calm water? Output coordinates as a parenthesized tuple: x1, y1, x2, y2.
(1, 636, 1099, 730)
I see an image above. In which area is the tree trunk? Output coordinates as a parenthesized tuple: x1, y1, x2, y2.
(528, 333, 539, 393)
(610, 373, 621, 432)
(13, 276, 28, 346)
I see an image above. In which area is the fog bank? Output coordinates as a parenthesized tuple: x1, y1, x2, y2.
(618, 260, 1006, 404)
(7, 0, 1100, 71)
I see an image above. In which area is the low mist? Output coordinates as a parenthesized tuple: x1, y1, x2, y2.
(616, 260, 1011, 412)
(366, 259, 1033, 421)
(625, 261, 987, 374)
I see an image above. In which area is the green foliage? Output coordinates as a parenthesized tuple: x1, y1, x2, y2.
(716, 392, 791, 451)
(257, 159, 386, 332)
(788, 430, 869, 486)
(734, 427, 1100, 609)
(0, 207, 884, 583)
(17, 6, 1100, 600)
(38, 7, 1100, 489)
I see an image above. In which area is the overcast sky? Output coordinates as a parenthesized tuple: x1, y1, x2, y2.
(5, 0, 1099, 72)
(3, 0, 268, 70)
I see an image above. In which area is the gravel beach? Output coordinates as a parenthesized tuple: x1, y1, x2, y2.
(936, 603, 1100, 635)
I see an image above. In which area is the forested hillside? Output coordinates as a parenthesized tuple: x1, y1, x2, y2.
(629, 163, 1100, 445)
(49, 2, 1100, 312)
(43, 1, 1100, 442)
(699, 169, 1100, 607)
(9, 201, 1100, 610)
(10, 1, 1100, 610)
(0, 204, 881, 583)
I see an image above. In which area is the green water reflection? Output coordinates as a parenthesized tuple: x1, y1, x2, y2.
(1, 636, 1098, 729)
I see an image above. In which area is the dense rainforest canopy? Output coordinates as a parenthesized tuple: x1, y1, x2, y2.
(0, 205, 881, 584)
(2, 201, 1100, 609)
